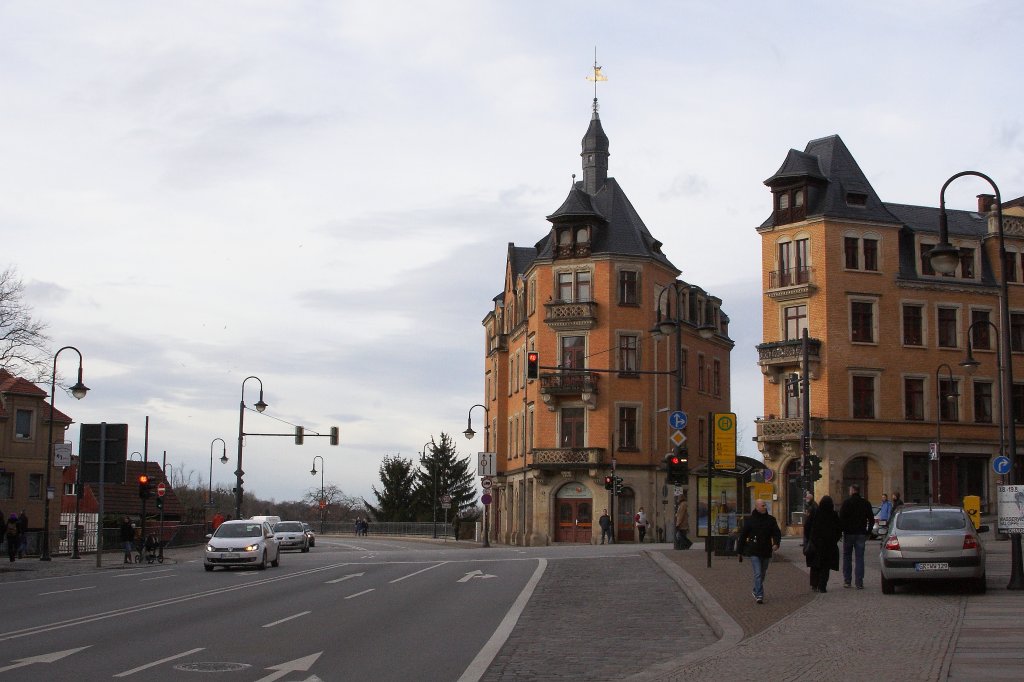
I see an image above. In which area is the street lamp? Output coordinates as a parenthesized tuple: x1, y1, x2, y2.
(235, 376, 267, 519)
(934, 364, 958, 505)
(41, 346, 88, 561)
(961, 319, 1006, 467)
(423, 440, 437, 539)
(209, 438, 227, 508)
(311, 455, 325, 534)
(929, 170, 1023, 589)
(464, 403, 490, 548)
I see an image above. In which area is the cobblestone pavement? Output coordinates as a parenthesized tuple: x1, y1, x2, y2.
(481, 553, 716, 681)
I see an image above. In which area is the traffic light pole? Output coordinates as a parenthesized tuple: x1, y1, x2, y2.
(610, 458, 616, 544)
(801, 328, 811, 495)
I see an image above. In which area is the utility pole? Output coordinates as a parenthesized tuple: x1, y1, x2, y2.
(802, 328, 811, 495)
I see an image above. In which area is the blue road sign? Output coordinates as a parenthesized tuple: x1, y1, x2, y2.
(669, 411, 688, 430)
(993, 455, 1011, 475)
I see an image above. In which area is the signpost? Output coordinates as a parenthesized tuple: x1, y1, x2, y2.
(713, 413, 736, 469)
(994, 455, 1012, 476)
(478, 452, 496, 477)
(997, 485, 1024, 534)
(156, 482, 166, 497)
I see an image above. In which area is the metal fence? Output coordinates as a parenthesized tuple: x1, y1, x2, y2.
(322, 521, 455, 538)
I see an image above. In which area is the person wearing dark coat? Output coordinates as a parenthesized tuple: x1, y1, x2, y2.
(802, 492, 819, 589)
(839, 484, 874, 589)
(805, 495, 842, 592)
(737, 499, 782, 604)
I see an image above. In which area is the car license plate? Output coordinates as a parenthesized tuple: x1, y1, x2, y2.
(224, 553, 238, 559)
(915, 562, 949, 571)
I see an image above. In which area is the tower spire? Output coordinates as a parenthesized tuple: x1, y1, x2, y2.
(585, 47, 607, 118)
(581, 49, 609, 195)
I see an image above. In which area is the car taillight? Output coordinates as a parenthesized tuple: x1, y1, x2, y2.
(884, 535, 901, 551)
(963, 534, 979, 550)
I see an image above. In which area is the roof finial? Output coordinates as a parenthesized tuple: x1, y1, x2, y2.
(585, 47, 607, 116)
(572, 173, 576, 187)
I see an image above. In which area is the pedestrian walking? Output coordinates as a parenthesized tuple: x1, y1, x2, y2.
(674, 497, 692, 550)
(598, 508, 612, 544)
(120, 515, 135, 564)
(839, 484, 874, 589)
(803, 492, 819, 590)
(891, 491, 904, 512)
(805, 495, 842, 592)
(5, 514, 20, 563)
(16, 510, 28, 558)
(876, 493, 893, 536)
(737, 499, 782, 604)
(635, 507, 649, 543)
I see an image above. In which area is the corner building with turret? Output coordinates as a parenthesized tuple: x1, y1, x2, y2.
(477, 97, 733, 545)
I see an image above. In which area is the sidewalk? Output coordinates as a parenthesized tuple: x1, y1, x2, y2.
(640, 536, 1024, 681)
(0, 546, 198, 582)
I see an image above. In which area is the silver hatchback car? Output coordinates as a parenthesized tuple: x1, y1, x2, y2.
(879, 504, 987, 594)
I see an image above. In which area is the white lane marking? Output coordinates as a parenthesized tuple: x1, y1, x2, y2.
(38, 586, 95, 596)
(389, 561, 447, 583)
(262, 611, 311, 628)
(456, 558, 547, 682)
(0, 646, 90, 673)
(113, 647, 204, 677)
(344, 589, 375, 600)
(254, 652, 322, 682)
(457, 570, 496, 583)
(325, 572, 364, 584)
(140, 575, 174, 582)
(111, 568, 174, 578)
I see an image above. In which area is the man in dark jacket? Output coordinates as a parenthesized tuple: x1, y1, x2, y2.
(737, 499, 782, 604)
(838, 484, 874, 589)
(598, 509, 612, 544)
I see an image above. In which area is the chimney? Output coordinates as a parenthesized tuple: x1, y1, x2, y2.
(977, 193, 996, 213)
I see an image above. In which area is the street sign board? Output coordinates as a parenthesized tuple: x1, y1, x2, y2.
(79, 423, 129, 483)
(763, 468, 774, 482)
(53, 442, 72, 468)
(481, 493, 492, 506)
(993, 455, 1012, 475)
(481, 478, 493, 490)
(713, 412, 737, 469)
(156, 482, 167, 497)
(670, 431, 686, 447)
(997, 485, 1024, 534)
(668, 411, 688, 430)
(478, 452, 497, 477)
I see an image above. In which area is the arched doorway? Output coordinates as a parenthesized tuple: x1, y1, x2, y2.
(554, 482, 593, 543)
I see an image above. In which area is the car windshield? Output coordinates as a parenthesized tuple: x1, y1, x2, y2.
(214, 523, 264, 538)
(896, 511, 966, 531)
(275, 522, 303, 532)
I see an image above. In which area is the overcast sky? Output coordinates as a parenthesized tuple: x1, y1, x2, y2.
(3, 2, 1022, 505)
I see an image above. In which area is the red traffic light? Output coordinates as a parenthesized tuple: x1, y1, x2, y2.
(526, 351, 540, 380)
(668, 455, 681, 466)
(138, 474, 149, 484)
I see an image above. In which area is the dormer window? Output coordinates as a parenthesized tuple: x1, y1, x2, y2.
(774, 185, 807, 225)
(554, 224, 593, 259)
(846, 192, 868, 207)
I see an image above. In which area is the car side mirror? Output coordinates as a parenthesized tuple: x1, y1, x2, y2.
(205, 533, 212, 539)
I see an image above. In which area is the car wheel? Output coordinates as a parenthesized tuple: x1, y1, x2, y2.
(257, 551, 267, 570)
(301, 542, 310, 553)
(271, 548, 280, 567)
(972, 575, 987, 594)
(204, 563, 214, 572)
(881, 575, 895, 594)
(310, 538, 315, 547)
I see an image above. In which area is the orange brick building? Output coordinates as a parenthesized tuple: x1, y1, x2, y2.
(477, 98, 733, 545)
(755, 135, 1024, 533)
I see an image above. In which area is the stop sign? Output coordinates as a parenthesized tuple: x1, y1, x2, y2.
(156, 482, 166, 497)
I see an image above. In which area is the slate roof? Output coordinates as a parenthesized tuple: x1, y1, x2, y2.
(70, 460, 185, 519)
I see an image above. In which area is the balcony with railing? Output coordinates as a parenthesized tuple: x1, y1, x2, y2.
(531, 447, 604, 470)
(757, 337, 821, 382)
(539, 371, 599, 396)
(543, 300, 597, 331)
(755, 416, 824, 442)
(766, 266, 815, 300)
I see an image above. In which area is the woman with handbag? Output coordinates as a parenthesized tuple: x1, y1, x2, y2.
(807, 495, 842, 593)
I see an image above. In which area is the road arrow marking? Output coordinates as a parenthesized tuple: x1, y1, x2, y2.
(0, 646, 90, 673)
(325, 572, 364, 584)
(458, 570, 497, 583)
(254, 652, 322, 682)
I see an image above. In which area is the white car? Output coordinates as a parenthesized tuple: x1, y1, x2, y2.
(205, 520, 281, 571)
(273, 521, 310, 552)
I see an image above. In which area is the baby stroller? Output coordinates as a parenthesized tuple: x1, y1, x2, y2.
(143, 534, 163, 564)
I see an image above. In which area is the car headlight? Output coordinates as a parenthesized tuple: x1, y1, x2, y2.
(244, 543, 260, 552)
(206, 545, 215, 552)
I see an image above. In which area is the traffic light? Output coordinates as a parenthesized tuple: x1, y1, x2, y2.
(155, 496, 164, 510)
(787, 372, 800, 398)
(665, 449, 689, 485)
(808, 455, 823, 481)
(604, 475, 614, 490)
(294, 426, 304, 445)
(614, 476, 624, 495)
(330, 426, 340, 446)
(138, 474, 154, 499)
(526, 351, 540, 380)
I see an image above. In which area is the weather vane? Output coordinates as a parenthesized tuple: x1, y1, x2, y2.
(586, 47, 607, 112)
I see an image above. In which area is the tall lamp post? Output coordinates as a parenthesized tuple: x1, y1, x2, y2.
(235, 376, 267, 519)
(311, 455, 325, 534)
(933, 364, 957, 505)
(209, 438, 227, 508)
(961, 320, 1006, 467)
(463, 404, 490, 548)
(41, 346, 89, 561)
(929, 170, 1023, 589)
(423, 441, 437, 539)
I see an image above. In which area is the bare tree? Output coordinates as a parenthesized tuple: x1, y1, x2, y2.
(0, 267, 51, 382)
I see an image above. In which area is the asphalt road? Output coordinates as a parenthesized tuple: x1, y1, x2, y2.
(0, 537, 545, 681)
